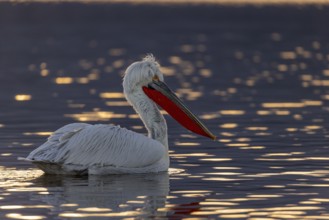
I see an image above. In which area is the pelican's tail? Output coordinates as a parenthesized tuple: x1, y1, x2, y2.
(17, 157, 33, 162)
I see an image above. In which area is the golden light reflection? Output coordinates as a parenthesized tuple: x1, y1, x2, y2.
(220, 123, 238, 129)
(99, 92, 125, 99)
(23, 132, 52, 136)
(0, 205, 52, 210)
(199, 158, 232, 162)
(304, 125, 322, 130)
(15, 94, 32, 101)
(256, 158, 305, 162)
(76, 77, 89, 84)
(199, 69, 212, 77)
(190, 210, 221, 216)
(171, 152, 212, 159)
(257, 110, 272, 115)
(55, 77, 73, 84)
(293, 114, 303, 120)
(213, 167, 241, 170)
(127, 200, 144, 204)
(200, 113, 220, 120)
(262, 102, 305, 108)
(303, 100, 323, 106)
(226, 143, 249, 147)
(202, 172, 243, 176)
(40, 62, 47, 69)
(280, 51, 297, 59)
(301, 74, 313, 81)
(6, 213, 46, 220)
(218, 139, 232, 143)
(200, 201, 238, 206)
(65, 111, 126, 122)
(323, 69, 329, 76)
(174, 142, 201, 146)
(306, 157, 329, 160)
(180, 44, 194, 53)
(241, 146, 265, 150)
(263, 153, 296, 157)
(275, 110, 290, 115)
(246, 79, 256, 86)
(60, 204, 79, 207)
(59, 211, 139, 218)
(264, 185, 286, 188)
(246, 127, 268, 131)
(108, 48, 126, 56)
(160, 66, 175, 76)
(311, 198, 329, 202)
(112, 60, 125, 68)
(172, 190, 212, 194)
(216, 208, 256, 214)
(311, 80, 329, 86)
(300, 201, 321, 205)
(40, 69, 49, 77)
(219, 214, 249, 218)
(265, 206, 322, 211)
(128, 114, 140, 119)
(262, 100, 323, 108)
(88, 72, 100, 80)
(220, 132, 235, 137)
(277, 64, 288, 72)
(15, 0, 329, 5)
(105, 101, 130, 106)
(169, 56, 181, 64)
(7, 187, 47, 192)
(236, 138, 251, 142)
(131, 125, 143, 130)
(176, 88, 202, 101)
(220, 110, 245, 115)
(248, 194, 282, 198)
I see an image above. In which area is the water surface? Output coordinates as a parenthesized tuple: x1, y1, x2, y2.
(0, 3, 329, 219)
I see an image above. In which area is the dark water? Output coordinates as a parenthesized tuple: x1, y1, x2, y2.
(0, 3, 329, 219)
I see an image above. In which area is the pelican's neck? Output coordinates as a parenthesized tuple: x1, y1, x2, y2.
(127, 89, 168, 149)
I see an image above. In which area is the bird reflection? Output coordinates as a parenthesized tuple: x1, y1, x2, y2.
(30, 172, 169, 219)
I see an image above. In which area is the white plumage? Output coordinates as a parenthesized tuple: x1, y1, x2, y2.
(23, 55, 214, 175)
(27, 123, 166, 174)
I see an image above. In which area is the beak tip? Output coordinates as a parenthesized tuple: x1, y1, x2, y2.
(211, 135, 217, 141)
(206, 133, 216, 141)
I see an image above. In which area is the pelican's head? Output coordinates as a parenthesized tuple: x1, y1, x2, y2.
(123, 55, 163, 94)
(123, 55, 216, 140)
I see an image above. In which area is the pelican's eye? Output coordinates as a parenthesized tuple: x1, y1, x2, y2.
(153, 75, 159, 81)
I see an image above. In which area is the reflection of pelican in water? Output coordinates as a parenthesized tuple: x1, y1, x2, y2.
(22, 55, 215, 175)
(32, 172, 170, 219)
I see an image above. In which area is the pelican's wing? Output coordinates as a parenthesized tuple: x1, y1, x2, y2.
(26, 123, 90, 162)
(27, 124, 165, 170)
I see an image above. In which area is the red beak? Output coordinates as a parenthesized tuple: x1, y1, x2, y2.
(142, 80, 216, 140)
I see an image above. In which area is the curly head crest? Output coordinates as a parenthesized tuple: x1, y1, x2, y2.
(143, 54, 156, 63)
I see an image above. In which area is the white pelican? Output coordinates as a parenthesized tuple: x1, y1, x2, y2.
(22, 55, 215, 175)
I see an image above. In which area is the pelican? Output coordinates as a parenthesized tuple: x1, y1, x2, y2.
(22, 55, 215, 175)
